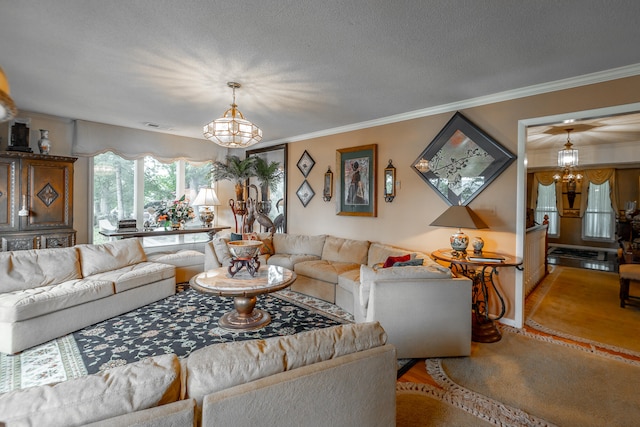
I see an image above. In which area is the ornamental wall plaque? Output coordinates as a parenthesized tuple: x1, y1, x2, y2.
(411, 112, 515, 206)
(296, 150, 315, 177)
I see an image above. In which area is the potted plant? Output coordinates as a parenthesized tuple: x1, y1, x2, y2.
(252, 156, 283, 214)
(209, 155, 256, 213)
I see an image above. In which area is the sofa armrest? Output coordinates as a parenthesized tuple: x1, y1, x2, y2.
(204, 241, 222, 270)
(365, 277, 472, 358)
(201, 345, 397, 427)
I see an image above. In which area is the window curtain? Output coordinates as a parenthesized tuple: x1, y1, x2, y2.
(72, 119, 226, 164)
(530, 171, 563, 214)
(579, 168, 618, 217)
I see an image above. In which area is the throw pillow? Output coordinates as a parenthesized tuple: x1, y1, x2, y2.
(242, 232, 274, 255)
(393, 259, 424, 267)
(230, 232, 243, 241)
(383, 254, 410, 268)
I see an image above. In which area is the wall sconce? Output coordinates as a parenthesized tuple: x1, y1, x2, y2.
(323, 167, 333, 202)
(384, 160, 396, 202)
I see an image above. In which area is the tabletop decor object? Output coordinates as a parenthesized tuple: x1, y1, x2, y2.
(227, 240, 263, 276)
(156, 195, 195, 230)
(430, 205, 488, 254)
(411, 112, 515, 206)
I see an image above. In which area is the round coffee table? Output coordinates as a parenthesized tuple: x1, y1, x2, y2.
(190, 265, 297, 331)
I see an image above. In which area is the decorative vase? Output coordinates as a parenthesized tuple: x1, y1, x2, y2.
(472, 237, 485, 253)
(37, 129, 51, 155)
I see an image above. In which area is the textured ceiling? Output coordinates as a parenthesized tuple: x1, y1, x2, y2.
(1, 0, 640, 146)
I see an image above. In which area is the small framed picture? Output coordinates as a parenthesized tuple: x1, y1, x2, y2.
(297, 150, 315, 177)
(296, 180, 315, 207)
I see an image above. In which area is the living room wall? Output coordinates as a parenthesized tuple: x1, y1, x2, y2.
(283, 75, 640, 324)
(2, 75, 639, 326)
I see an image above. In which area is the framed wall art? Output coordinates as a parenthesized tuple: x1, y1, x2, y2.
(336, 144, 377, 216)
(411, 112, 515, 206)
(296, 180, 315, 207)
(296, 150, 315, 177)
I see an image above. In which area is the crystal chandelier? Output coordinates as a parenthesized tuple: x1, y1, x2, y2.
(203, 82, 262, 148)
(553, 128, 582, 183)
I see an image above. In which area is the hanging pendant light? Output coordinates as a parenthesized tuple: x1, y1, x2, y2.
(203, 82, 262, 148)
(0, 67, 17, 123)
(557, 128, 579, 168)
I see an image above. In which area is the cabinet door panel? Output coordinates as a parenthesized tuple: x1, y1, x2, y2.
(0, 159, 18, 231)
(23, 159, 73, 229)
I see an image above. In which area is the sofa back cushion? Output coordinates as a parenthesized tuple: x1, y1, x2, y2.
(0, 247, 81, 292)
(321, 236, 370, 265)
(77, 238, 147, 277)
(0, 354, 181, 426)
(183, 322, 387, 406)
(272, 233, 326, 257)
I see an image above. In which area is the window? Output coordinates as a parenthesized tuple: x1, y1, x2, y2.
(535, 182, 559, 237)
(93, 152, 211, 244)
(583, 181, 614, 241)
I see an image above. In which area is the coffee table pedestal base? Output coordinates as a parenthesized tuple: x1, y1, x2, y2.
(218, 296, 271, 330)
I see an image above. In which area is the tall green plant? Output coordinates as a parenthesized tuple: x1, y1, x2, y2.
(253, 156, 283, 193)
(209, 155, 256, 185)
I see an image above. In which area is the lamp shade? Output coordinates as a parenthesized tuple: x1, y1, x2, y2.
(193, 188, 221, 206)
(430, 205, 488, 229)
(0, 67, 17, 123)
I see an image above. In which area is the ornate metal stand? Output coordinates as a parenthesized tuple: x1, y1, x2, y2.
(228, 255, 261, 277)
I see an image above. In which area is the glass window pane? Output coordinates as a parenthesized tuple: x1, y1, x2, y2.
(583, 181, 614, 240)
(93, 152, 135, 244)
(535, 183, 559, 237)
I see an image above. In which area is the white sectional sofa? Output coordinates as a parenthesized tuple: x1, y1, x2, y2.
(0, 239, 176, 354)
(205, 232, 473, 358)
(0, 322, 397, 427)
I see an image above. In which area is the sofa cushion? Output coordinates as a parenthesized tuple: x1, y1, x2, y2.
(0, 279, 114, 322)
(212, 236, 233, 266)
(77, 239, 147, 277)
(0, 354, 181, 426)
(0, 247, 81, 293)
(183, 322, 387, 406)
(266, 254, 321, 270)
(147, 250, 204, 268)
(359, 263, 452, 308)
(83, 399, 196, 427)
(294, 260, 361, 284)
(321, 235, 370, 265)
(272, 233, 326, 257)
(88, 261, 175, 293)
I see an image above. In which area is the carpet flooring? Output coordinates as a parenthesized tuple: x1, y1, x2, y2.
(526, 266, 640, 354)
(435, 325, 640, 427)
(0, 287, 353, 393)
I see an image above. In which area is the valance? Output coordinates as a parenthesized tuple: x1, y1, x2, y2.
(72, 119, 226, 164)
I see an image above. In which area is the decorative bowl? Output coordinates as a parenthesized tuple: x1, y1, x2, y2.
(227, 240, 262, 259)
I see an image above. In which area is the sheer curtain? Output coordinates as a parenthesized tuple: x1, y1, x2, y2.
(580, 169, 617, 241)
(530, 172, 561, 237)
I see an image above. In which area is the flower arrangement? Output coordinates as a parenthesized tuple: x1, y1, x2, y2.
(155, 195, 195, 227)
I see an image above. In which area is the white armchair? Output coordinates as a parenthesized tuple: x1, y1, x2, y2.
(356, 264, 472, 358)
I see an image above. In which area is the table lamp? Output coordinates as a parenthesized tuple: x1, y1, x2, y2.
(430, 205, 488, 254)
(193, 187, 221, 228)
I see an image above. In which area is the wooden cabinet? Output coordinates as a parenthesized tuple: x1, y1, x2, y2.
(0, 151, 77, 251)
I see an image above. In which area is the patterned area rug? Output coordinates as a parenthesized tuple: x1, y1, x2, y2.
(0, 287, 353, 393)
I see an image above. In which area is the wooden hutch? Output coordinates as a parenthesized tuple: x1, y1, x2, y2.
(0, 151, 77, 251)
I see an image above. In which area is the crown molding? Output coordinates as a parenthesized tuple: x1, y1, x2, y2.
(262, 63, 640, 146)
